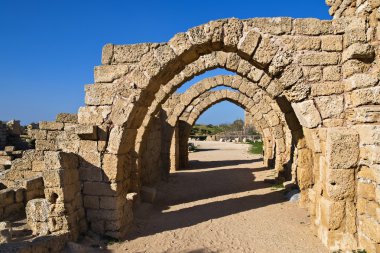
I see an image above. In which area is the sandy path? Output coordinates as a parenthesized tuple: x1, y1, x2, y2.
(108, 141, 327, 253)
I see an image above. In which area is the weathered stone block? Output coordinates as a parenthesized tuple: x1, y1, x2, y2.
(253, 37, 278, 67)
(237, 30, 261, 57)
(35, 140, 57, 151)
(78, 106, 111, 125)
(39, 121, 64, 131)
(342, 59, 370, 78)
(56, 113, 78, 123)
(323, 66, 341, 81)
(83, 182, 118, 197)
(319, 197, 345, 230)
(342, 43, 375, 62)
(75, 125, 98, 140)
(300, 52, 340, 66)
(311, 82, 344, 97)
(26, 198, 49, 236)
(294, 36, 321, 50)
(344, 73, 379, 91)
(294, 18, 330, 35)
(358, 182, 376, 201)
(291, 100, 322, 128)
(326, 168, 355, 201)
(247, 17, 292, 35)
(326, 128, 359, 170)
(321, 35, 343, 51)
(315, 95, 344, 119)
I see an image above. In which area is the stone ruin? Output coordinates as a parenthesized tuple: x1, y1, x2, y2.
(0, 0, 380, 252)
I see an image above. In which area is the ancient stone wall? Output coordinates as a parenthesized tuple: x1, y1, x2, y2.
(1, 2, 380, 251)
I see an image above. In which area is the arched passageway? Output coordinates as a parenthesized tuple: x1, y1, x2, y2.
(2, 2, 380, 252)
(37, 7, 376, 251)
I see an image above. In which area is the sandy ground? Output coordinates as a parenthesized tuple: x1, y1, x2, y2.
(105, 141, 327, 253)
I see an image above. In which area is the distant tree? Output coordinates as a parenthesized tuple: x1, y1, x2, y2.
(231, 119, 244, 131)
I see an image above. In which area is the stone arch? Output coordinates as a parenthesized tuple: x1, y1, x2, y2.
(157, 74, 290, 173)
(176, 89, 282, 170)
(78, 16, 379, 251)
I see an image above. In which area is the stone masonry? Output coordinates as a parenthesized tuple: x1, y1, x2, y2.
(1, 0, 380, 252)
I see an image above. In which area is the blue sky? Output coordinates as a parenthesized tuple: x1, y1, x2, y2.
(0, 1, 330, 125)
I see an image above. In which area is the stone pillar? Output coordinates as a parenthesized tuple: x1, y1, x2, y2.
(170, 125, 180, 171)
(43, 151, 86, 241)
(315, 127, 359, 250)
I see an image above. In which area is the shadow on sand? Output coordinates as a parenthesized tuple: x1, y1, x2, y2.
(126, 164, 285, 241)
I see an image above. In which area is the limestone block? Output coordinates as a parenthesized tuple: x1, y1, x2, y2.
(39, 121, 64, 131)
(247, 17, 292, 35)
(43, 169, 78, 188)
(101, 43, 113, 65)
(112, 44, 150, 64)
(356, 125, 380, 146)
(343, 18, 366, 47)
(342, 59, 370, 78)
(322, 66, 341, 81)
(44, 151, 78, 171)
(253, 36, 278, 67)
(319, 197, 345, 230)
(237, 30, 261, 57)
(83, 182, 118, 197)
(321, 35, 343, 51)
(75, 125, 97, 140)
(23, 176, 44, 191)
(168, 32, 192, 56)
(79, 166, 103, 182)
(346, 106, 380, 123)
(358, 182, 376, 201)
(35, 140, 57, 151)
(291, 100, 322, 128)
(294, 36, 321, 50)
(344, 73, 379, 91)
(279, 65, 303, 88)
(300, 52, 340, 66)
(28, 129, 47, 140)
(342, 43, 375, 62)
(326, 168, 355, 200)
(102, 153, 125, 182)
(56, 113, 78, 123)
(346, 86, 380, 108)
(94, 64, 131, 83)
(296, 148, 314, 190)
(326, 128, 359, 170)
(107, 126, 135, 155)
(315, 95, 344, 119)
(223, 18, 243, 48)
(302, 66, 322, 82)
(100, 196, 125, 210)
(294, 18, 331, 35)
(359, 216, 380, 243)
(85, 83, 122, 106)
(78, 106, 111, 125)
(26, 198, 49, 236)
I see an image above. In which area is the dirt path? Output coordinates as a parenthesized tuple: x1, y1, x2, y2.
(108, 141, 327, 253)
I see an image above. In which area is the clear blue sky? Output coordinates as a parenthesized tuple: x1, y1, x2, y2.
(0, 1, 331, 125)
